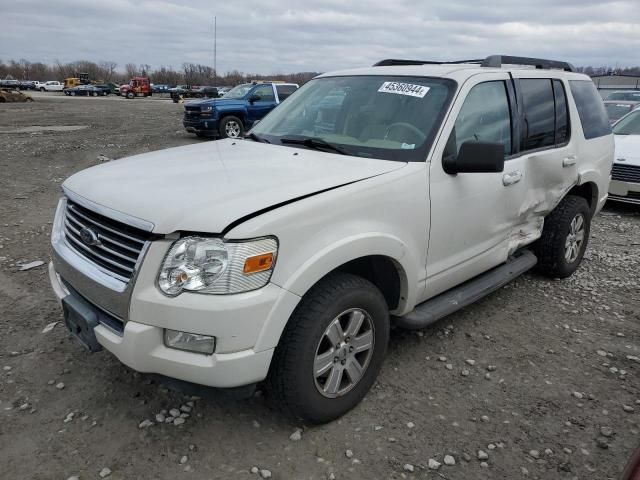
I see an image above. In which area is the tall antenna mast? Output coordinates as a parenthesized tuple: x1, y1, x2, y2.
(213, 16, 217, 84)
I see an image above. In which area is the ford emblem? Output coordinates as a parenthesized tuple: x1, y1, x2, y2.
(80, 227, 100, 246)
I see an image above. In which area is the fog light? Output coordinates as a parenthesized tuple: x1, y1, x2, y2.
(164, 329, 216, 355)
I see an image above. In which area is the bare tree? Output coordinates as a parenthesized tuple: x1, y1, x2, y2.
(125, 63, 138, 78)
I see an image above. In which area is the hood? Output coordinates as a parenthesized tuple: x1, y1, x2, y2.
(614, 134, 640, 167)
(186, 98, 244, 108)
(63, 139, 406, 234)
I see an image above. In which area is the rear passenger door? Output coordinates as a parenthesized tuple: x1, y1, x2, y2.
(510, 73, 578, 216)
(246, 84, 277, 126)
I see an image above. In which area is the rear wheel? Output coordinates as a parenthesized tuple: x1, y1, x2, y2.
(266, 272, 389, 423)
(92, 91, 98, 97)
(219, 116, 244, 139)
(534, 195, 591, 278)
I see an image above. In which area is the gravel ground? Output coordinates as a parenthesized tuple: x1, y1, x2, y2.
(1, 94, 639, 480)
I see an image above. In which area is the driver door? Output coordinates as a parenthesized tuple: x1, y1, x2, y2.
(247, 84, 277, 126)
(425, 73, 529, 299)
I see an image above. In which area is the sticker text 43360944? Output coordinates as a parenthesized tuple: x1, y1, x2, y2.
(377, 82, 430, 98)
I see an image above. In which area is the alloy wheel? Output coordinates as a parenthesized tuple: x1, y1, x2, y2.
(313, 308, 375, 398)
(564, 213, 585, 263)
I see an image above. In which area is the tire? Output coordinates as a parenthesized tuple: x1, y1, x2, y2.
(266, 272, 390, 423)
(219, 116, 244, 139)
(40, 88, 45, 92)
(92, 91, 98, 97)
(126, 91, 134, 99)
(534, 195, 591, 278)
(71, 91, 76, 96)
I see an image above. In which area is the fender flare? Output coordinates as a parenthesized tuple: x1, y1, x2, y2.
(253, 233, 420, 352)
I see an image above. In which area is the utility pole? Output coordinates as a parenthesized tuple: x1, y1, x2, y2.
(213, 16, 217, 85)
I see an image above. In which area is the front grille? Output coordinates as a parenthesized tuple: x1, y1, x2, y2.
(184, 106, 200, 116)
(612, 163, 640, 183)
(63, 200, 152, 282)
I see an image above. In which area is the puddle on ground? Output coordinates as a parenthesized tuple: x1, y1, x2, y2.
(0, 125, 89, 134)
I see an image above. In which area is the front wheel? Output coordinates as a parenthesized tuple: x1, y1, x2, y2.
(219, 116, 244, 139)
(266, 272, 389, 423)
(534, 195, 591, 278)
(126, 91, 135, 99)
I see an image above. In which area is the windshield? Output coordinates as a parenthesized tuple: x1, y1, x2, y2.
(605, 103, 634, 122)
(251, 75, 456, 161)
(613, 109, 640, 135)
(223, 83, 253, 100)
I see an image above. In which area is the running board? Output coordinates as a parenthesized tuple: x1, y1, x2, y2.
(394, 250, 537, 330)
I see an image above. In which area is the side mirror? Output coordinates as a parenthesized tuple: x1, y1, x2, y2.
(443, 141, 505, 174)
(249, 94, 261, 103)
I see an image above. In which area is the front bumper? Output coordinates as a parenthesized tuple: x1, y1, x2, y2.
(608, 179, 640, 205)
(183, 116, 218, 135)
(49, 259, 296, 388)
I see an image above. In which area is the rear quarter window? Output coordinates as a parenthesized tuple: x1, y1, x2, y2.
(276, 85, 297, 101)
(569, 80, 611, 139)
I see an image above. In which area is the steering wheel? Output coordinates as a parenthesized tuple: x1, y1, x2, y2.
(384, 122, 426, 144)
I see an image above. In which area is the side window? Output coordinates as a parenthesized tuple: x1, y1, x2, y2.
(446, 81, 512, 158)
(569, 80, 611, 139)
(520, 79, 555, 151)
(553, 80, 570, 145)
(251, 85, 275, 102)
(276, 85, 297, 101)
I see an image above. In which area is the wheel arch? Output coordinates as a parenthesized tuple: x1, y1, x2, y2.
(254, 236, 418, 353)
(218, 110, 246, 128)
(567, 180, 598, 217)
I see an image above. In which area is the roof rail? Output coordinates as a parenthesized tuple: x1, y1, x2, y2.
(481, 55, 576, 72)
(373, 55, 576, 72)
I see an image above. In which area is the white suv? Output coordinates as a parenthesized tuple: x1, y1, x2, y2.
(49, 55, 613, 423)
(41, 81, 63, 92)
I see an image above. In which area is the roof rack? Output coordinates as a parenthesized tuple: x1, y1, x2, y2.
(373, 55, 576, 72)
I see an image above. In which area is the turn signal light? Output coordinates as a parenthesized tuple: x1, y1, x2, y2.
(243, 252, 274, 274)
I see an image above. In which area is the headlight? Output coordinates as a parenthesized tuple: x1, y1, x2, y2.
(201, 106, 213, 112)
(158, 236, 277, 296)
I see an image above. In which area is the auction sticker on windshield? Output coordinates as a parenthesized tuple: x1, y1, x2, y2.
(378, 82, 430, 98)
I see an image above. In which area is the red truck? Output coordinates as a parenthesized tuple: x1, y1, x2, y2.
(120, 77, 151, 99)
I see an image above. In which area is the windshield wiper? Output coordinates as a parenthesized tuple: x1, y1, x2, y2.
(244, 132, 270, 143)
(279, 136, 348, 155)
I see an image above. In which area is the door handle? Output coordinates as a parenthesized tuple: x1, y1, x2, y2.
(563, 155, 577, 167)
(502, 170, 522, 186)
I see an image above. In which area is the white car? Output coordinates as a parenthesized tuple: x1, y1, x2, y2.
(40, 81, 63, 92)
(609, 108, 640, 204)
(49, 55, 613, 423)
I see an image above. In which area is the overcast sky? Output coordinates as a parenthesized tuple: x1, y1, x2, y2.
(2, 0, 639, 74)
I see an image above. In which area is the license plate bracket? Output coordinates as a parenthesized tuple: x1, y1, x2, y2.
(62, 294, 103, 352)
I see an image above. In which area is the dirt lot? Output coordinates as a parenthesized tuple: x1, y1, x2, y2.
(1, 93, 639, 480)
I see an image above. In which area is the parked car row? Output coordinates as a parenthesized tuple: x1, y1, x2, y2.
(63, 84, 115, 96)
